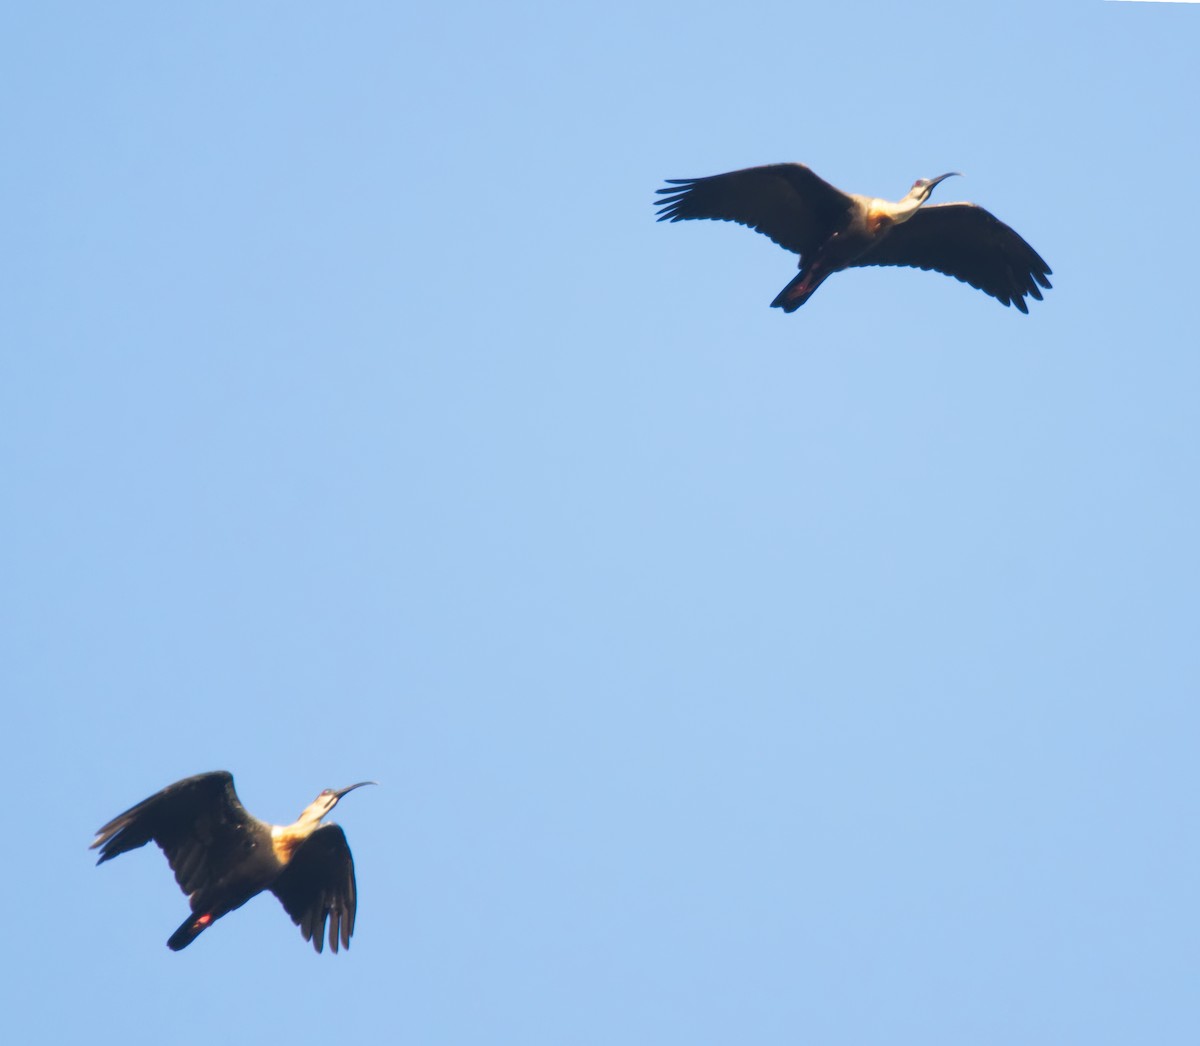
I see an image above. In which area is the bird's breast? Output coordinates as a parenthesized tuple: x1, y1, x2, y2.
(865, 208, 894, 237)
(270, 827, 307, 866)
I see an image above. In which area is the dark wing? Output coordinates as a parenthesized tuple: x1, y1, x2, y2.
(853, 203, 1052, 312)
(655, 163, 855, 261)
(271, 824, 358, 954)
(91, 771, 259, 906)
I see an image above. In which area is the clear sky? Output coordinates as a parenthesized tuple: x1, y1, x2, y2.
(3, 2, 1198, 1043)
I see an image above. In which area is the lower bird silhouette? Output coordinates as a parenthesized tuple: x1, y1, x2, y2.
(91, 771, 375, 953)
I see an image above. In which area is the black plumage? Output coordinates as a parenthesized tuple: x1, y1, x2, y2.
(656, 163, 1051, 313)
(92, 771, 373, 953)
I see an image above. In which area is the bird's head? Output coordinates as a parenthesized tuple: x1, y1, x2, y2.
(298, 781, 377, 826)
(907, 171, 961, 205)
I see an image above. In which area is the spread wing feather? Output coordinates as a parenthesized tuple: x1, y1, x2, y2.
(854, 203, 1052, 312)
(271, 824, 358, 954)
(655, 163, 854, 262)
(91, 771, 262, 906)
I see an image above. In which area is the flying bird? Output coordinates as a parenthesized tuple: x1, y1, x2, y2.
(91, 771, 375, 953)
(655, 163, 1051, 312)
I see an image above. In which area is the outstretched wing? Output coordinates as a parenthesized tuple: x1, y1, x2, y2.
(853, 203, 1052, 312)
(271, 824, 358, 954)
(91, 771, 261, 908)
(655, 163, 854, 262)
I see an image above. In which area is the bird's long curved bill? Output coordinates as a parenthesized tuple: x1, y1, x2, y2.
(928, 172, 962, 189)
(335, 781, 378, 799)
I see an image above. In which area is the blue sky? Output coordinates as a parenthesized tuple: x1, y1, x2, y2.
(3, 2, 1198, 1043)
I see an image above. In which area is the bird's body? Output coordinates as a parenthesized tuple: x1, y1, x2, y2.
(91, 771, 374, 953)
(655, 163, 1051, 313)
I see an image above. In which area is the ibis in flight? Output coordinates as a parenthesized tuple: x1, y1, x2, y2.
(655, 163, 1051, 313)
(91, 771, 375, 953)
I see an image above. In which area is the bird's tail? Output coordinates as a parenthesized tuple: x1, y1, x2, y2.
(771, 268, 824, 312)
(167, 911, 214, 951)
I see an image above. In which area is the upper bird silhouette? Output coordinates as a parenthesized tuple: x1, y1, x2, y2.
(91, 771, 375, 953)
(655, 162, 1051, 313)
